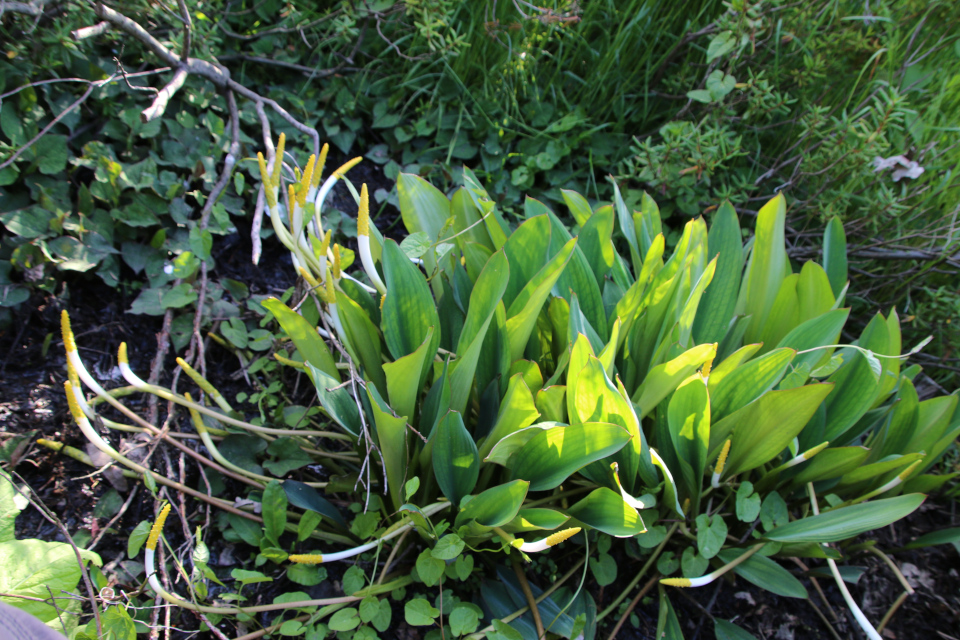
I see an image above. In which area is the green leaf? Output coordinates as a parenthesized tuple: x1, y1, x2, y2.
(405, 598, 440, 626)
(545, 212, 607, 338)
(397, 173, 450, 243)
(712, 384, 834, 476)
(707, 30, 737, 62)
(261, 480, 288, 546)
(667, 374, 711, 506)
(709, 348, 795, 421)
(451, 249, 509, 413)
(822, 350, 881, 444)
(573, 358, 643, 491)
(479, 373, 540, 460)
(288, 564, 327, 586)
(432, 533, 465, 560)
(0, 539, 100, 633)
(566, 487, 645, 537)
(505, 508, 570, 533)
(263, 299, 339, 382)
(455, 480, 529, 528)
(790, 447, 870, 486)
(263, 438, 313, 476)
(101, 605, 137, 640)
(342, 564, 366, 595)
(823, 217, 847, 298)
(633, 343, 716, 418)
(381, 239, 440, 366)
(505, 236, 577, 361)
(400, 231, 432, 259)
(416, 549, 445, 587)
(450, 602, 482, 636)
(694, 202, 742, 344)
(578, 205, 616, 285)
(405, 477, 420, 501)
(501, 215, 552, 310)
(360, 596, 392, 631)
(765, 494, 925, 543)
(736, 482, 762, 523)
(695, 513, 727, 559)
(127, 520, 151, 559)
(612, 180, 643, 272)
(717, 549, 808, 598)
(36, 134, 69, 175)
(366, 384, 408, 510)
(561, 189, 592, 227)
(328, 608, 360, 632)
(282, 480, 347, 529)
(682, 547, 709, 579)
(901, 527, 960, 550)
(590, 552, 618, 587)
(433, 411, 479, 506)
(775, 309, 849, 371)
(656, 588, 684, 640)
(715, 619, 760, 640)
(1, 206, 52, 239)
(336, 290, 388, 396)
(738, 193, 788, 344)
(509, 422, 631, 491)
(305, 364, 359, 436)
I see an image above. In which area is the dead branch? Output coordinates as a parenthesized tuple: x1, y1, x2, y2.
(140, 67, 188, 122)
(71, 20, 108, 40)
(0, 0, 44, 16)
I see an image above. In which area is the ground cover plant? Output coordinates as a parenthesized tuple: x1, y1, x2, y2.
(2, 0, 958, 387)
(1, 1, 959, 639)
(47, 143, 960, 639)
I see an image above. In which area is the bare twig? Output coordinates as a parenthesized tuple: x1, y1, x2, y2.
(141, 68, 188, 122)
(175, 0, 192, 61)
(0, 0, 44, 16)
(71, 21, 109, 40)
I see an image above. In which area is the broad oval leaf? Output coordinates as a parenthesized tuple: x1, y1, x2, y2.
(432, 411, 479, 506)
(504, 508, 570, 533)
(509, 422, 631, 491)
(709, 347, 795, 421)
(764, 494, 925, 543)
(397, 173, 450, 242)
(566, 487, 646, 537)
(381, 240, 440, 363)
(455, 480, 529, 528)
(263, 298, 339, 382)
(282, 480, 348, 530)
(716, 549, 808, 599)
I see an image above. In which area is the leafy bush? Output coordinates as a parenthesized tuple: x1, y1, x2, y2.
(59, 148, 960, 638)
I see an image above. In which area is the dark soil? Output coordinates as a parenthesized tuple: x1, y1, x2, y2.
(2, 166, 959, 639)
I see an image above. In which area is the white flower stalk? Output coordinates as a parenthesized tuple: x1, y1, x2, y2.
(510, 527, 581, 553)
(176, 357, 234, 416)
(289, 501, 451, 565)
(313, 156, 363, 225)
(357, 184, 387, 294)
(711, 439, 731, 489)
(117, 342, 150, 389)
(780, 441, 830, 470)
(661, 543, 765, 588)
(144, 503, 173, 597)
(304, 143, 329, 214)
(291, 153, 317, 239)
(842, 458, 924, 507)
(807, 483, 883, 640)
(64, 380, 130, 467)
(142, 502, 375, 614)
